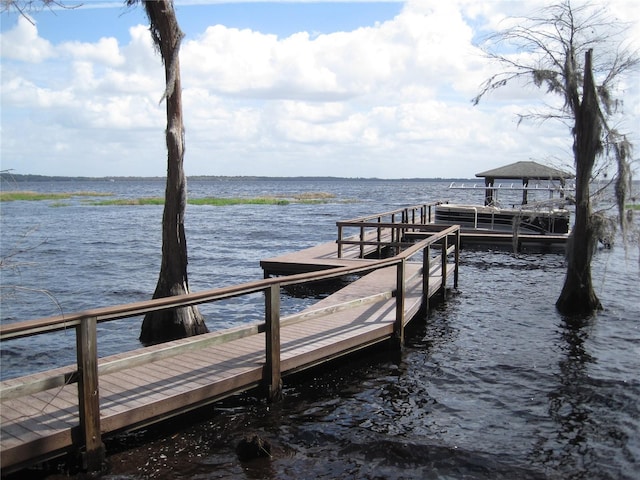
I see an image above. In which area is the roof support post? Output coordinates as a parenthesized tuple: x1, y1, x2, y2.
(522, 178, 529, 205)
(484, 178, 494, 206)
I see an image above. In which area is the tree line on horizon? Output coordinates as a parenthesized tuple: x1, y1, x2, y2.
(0, 173, 477, 183)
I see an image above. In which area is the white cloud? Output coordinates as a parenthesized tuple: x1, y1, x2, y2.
(1, 0, 638, 178)
(0, 15, 54, 63)
(60, 37, 125, 67)
(180, 1, 485, 102)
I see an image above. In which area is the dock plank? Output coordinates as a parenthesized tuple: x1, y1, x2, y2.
(260, 230, 393, 275)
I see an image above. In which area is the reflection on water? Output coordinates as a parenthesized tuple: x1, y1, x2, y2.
(533, 313, 640, 480)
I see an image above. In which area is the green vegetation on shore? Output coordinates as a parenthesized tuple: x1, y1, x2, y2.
(0, 191, 111, 201)
(1, 191, 337, 206)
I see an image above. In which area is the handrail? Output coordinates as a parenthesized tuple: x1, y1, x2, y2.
(0, 223, 460, 471)
(336, 202, 448, 259)
(338, 201, 441, 225)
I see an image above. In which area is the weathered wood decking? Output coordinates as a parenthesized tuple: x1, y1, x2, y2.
(260, 231, 389, 276)
(0, 218, 459, 474)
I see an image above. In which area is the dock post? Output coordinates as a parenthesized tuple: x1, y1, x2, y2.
(264, 284, 282, 402)
(423, 244, 431, 314)
(391, 213, 396, 247)
(393, 259, 406, 348)
(401, 210, 408, 248)
(76, 316, 105, 471)
(377, 216, 382, 257)
(454, 229, 460, 289)
(440, 235, 448, 301)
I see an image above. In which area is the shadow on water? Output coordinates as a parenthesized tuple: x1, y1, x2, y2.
(537, 315, 597, 477)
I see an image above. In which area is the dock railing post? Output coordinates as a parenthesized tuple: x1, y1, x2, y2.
(401, 210, 408, 249)
(337, 224, 343, 258)
(402, 210, 408, 248)
(359, 225, 365, 259)
(423, 244, 431, 314)
(440, 235, 448, 301)
(393, 259, 406, 348)
(454, 229, 460, 289)
(264, 284, 283, 402)
(377, 216, 382, 258)
(391, 213, 396, 246)
(76, 316, 105, 471)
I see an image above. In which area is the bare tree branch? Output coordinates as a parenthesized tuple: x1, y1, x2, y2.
(1, 0, 82, 24)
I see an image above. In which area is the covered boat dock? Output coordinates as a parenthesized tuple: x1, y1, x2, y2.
(476, 160, 574, 206)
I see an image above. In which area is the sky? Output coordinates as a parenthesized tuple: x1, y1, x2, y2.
(1, 0, 639, 179)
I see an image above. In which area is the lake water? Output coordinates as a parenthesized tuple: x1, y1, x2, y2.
(0, 178, 638, 479)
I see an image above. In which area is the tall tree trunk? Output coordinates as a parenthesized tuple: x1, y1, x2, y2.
(139, 0, 207, 345)
(556, 49, 602, 315)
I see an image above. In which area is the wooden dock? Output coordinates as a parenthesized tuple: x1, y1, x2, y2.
(0, 210, 460, 474)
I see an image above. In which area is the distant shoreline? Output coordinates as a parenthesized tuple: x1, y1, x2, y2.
(0, 173, 475, 183)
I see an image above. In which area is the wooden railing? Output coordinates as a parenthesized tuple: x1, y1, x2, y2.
(336, 202, 442, 258)
(0, 224, 459, 470)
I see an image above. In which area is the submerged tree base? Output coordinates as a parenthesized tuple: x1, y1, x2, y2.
(555, 285, 603, 316)
(140, 305, 208, 346)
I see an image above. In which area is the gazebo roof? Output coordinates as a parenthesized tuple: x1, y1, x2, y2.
(475, 161, 574, 180)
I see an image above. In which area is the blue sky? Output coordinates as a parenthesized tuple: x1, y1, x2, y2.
(1, 0, 638, 178)
(7, 2, 404, 43)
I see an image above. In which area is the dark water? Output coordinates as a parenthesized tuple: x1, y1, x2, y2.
(1, 179, 639, 479)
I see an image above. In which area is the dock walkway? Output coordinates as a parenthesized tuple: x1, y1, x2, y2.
(0, 215, 460, 474)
